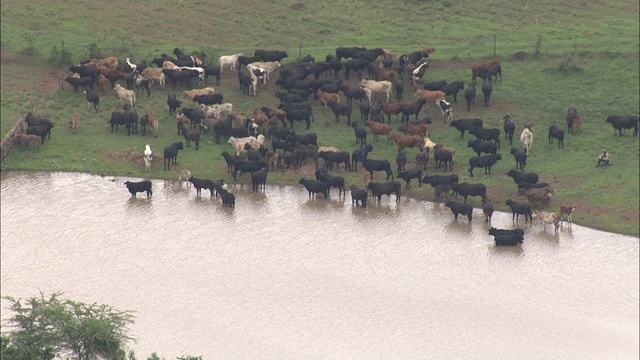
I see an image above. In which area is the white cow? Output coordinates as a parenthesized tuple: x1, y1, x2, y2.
(520, 125, 534, 156)
(143, 144, 152, 171)
(219, 53, 244, 73)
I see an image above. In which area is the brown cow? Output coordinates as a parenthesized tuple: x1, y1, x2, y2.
(398, 123, 429, 137)
(15, 133, 40, 152)
(97, 74, 110, 95)
(414, 89, 446, 108)
(365, 120, 393, 141)
(382, 101, 407, 123)
(69, 113, 80, 134)
(89, 56, 119, 69)
(97, 66, 126, 87)
(472, 59, 501, 85)
(387, 131, 423, 150)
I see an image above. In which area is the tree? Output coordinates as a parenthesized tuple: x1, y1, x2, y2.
(1, 292, 135, 360)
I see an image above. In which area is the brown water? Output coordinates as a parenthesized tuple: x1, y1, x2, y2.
(1, 171, 638, 359)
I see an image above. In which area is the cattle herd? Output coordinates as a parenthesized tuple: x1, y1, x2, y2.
(17, 45, 638, 245)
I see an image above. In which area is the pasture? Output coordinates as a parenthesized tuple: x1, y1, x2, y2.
(1, 0, 638, 236)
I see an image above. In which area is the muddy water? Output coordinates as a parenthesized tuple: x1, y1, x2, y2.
(1, 171, 638, 359)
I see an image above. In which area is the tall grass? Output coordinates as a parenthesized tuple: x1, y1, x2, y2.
(1, 0, 638, 235)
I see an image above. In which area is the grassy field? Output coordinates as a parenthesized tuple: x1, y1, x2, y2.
(1, 0, 638, 236)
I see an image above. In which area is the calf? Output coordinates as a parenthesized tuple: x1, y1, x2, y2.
(188, 176, 216, 196)
(69, 113, 80, 135)
(299, 177, 329, 199)
(505, 199, 533, 223)
(451, 182, 487, 204)
(444, 200, 473, 222)
(606, 115, 638, 136)
(15, 134, 40, 152)
(468, 153, 502, 177)
(218, 188, 236, 207)
(124, 180, 152, 198)
(367, 180, 402, 203)
(533, 210, 561, 232)
(350, 185, 368, 207)
(483, 200, 494, 222)
(396, 169, 422, 189)
(435, 99, 453, 123)
(503, 114, 516, 145)
(251, 167, 270, 193)
(548, 124, 565, 148)
(510, 147, 527, 171)
(559, 205, 576, 224)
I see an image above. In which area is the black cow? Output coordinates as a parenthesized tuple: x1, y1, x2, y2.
(548, 124, 565, 148)
(341, 85, 369, 106)
(468, 153, 502, 177)
(451, 182, 487, 204)
(367, 181, 402, 203)
(394, 80, 404, 101)
(267, 127, 294, 141)
(353, 48, 385, 63)
(351, 144, 374, 171)
(201, 65, 221, 85)
(350, 185, 368, 207)
(423, 174, 459, 188)
(221, 151, 243, 173)
(238, 70, 253, 94)
(218, 188, 235, 207)
(181, 108, 205, 129)
(285, 108, 313, 130)
(400, 98, 427, 124)
(193, 93, 223, 106)
(275, 92, 306, 103)
(478, 64, 502, 82)
(363, 159, 394, 181)
(326, 54, 344, 79)
(65, 76, 94, 93)
(505, 199, 533, 223)
(488, 228, 525, 246)
(188, 176, 216, 196)
(124, 180, 152, 198)
(68, 65, 97, 82)
(251, 167, 270, 193)
(444, 200, 473, 222)
(464, 84, 476, 111)
(336, 46, 367, 61)
(481, 77, 493, 107)
(163, 69, 197, 89)
(286, 133, 317, 148)
(84, 90, 100, 113)
(567, 107, 578, 133)
(26, 123, 55, 144)
(399, 50, 429, 68)
(434, 149, 454, 172)
(232, 160, 267, 181)
(254, 49, 288, 62)
(467, 139, 498, 157)
(510, 147, 527, 171)
(606, 115, 639, 136)
(180, 124, 200, 150)
(423, 80, 447, 91)
(299, 177, 329, 199)
(450, 118, 483, 139)
(327, 100, 352, 125)
(163, 142, 184, 170)
(302, 61, 331, 79)
(272, 139, 294, 153)
(503, 114, 516, 145)
(344, 58, 370, 80)
(316, 172, 346, 197)
(167, 93, 182, 115)
(109, 111, 132, 136)
(237, 55, 262, 67)
(469, 126, 501, 149)
(319, 151, 350, 171)
(397, 169, 423, 189)
(506, 169, 539, 186)
(442, 81, 465, 103)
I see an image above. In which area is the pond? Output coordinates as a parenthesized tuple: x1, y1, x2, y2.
(1, 171, 638, 359)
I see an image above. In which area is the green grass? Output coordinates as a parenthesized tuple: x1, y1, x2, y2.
(1, 0, 639, 236)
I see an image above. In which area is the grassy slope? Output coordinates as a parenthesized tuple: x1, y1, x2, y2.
(1, 0, 639, 236)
